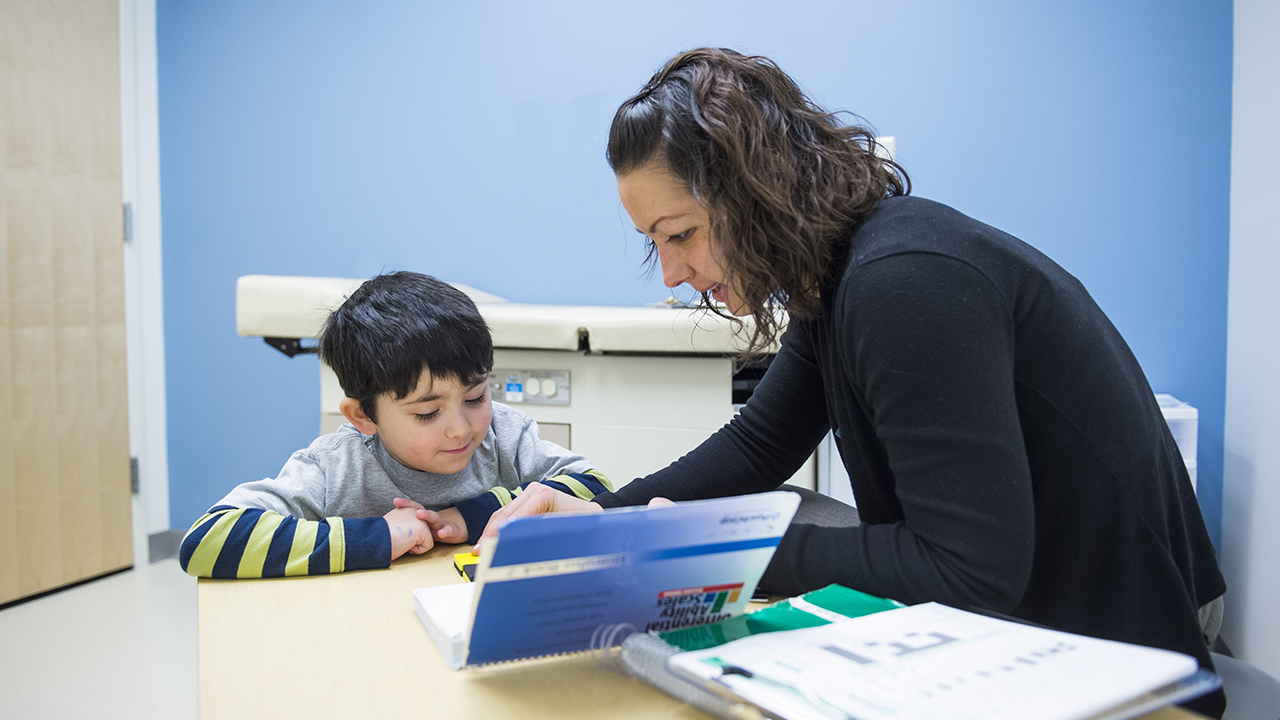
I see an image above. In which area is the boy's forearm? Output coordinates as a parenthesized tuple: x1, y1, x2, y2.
(546, 468, 613, 497)
(179, 506, 391, 578)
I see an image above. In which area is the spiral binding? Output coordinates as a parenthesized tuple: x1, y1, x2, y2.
(472, 622, 757, 720)
(467, 622, 641, 669)
(589, 622, 639, 667)
(609, 629, 762, 720)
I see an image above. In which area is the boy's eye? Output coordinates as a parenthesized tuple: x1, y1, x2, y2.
(465, 389, 488, 405)
(414, 411, 439, 422)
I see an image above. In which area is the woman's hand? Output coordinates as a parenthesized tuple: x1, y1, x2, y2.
(473, 482, 603, 554)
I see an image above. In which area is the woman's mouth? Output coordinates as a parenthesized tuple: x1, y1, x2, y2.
(710, 283, 727, 304)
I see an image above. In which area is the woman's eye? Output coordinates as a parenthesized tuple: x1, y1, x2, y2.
(667, 229, 692, 243)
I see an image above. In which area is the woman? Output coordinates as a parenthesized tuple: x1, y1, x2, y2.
(482, 48, 1226, 716)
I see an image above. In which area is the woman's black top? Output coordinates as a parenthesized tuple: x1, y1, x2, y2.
(592, 196, 1226, 716)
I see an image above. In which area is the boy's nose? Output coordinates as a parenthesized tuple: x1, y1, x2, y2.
(442, 412, 468, 438)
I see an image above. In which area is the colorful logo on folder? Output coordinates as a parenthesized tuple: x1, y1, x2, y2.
(647, 583, 744, 632)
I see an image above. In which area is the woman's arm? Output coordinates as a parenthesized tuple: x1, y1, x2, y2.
(594, 327, 832, 507)
(473, 320, 832, 548)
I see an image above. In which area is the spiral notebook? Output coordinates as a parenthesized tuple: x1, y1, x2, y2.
(662, 602, 1220, 720)
(412, 491, 800, 669)
(616, 585, 906, 720)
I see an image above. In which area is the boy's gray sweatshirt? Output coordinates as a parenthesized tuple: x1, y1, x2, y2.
(216, 402, 594, 519)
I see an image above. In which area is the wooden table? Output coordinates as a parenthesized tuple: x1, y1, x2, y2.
(198, 543, 1204, 719)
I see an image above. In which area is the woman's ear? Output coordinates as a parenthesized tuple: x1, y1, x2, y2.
(339, 397, 379, 436)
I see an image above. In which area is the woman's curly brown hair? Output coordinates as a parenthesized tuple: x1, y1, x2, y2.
(607, 48, 910, 356)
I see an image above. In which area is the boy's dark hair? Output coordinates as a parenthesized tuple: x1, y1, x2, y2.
(319, 272, 493, 423)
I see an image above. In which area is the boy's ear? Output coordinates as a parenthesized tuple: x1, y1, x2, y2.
(339, 398, 379, 436)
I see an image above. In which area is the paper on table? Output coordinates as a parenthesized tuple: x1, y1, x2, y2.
(413, 583, 476, 669)
(667, 602, 1202, 720)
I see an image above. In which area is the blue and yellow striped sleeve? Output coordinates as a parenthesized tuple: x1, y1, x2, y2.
(178, 505, 390, 579)
(453, 469, 613, 542)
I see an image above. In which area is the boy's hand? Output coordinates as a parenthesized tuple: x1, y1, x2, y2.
(383, 506, 433, 560)
(422, 506, 468, 544)
(392, 497, 468, 544)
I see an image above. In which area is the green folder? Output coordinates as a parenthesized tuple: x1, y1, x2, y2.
(657, 584, 904, 652)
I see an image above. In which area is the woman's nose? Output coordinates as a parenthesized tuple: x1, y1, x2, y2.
(658, 244, 689, 288)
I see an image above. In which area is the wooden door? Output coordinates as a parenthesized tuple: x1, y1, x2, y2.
(1, 0, 133, 605)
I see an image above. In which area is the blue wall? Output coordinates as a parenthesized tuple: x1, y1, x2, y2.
(157, 0, 1233, 545)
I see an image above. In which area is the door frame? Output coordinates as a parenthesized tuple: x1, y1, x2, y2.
(120, 0, 173, 562)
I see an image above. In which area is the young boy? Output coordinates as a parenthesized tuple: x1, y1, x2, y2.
(180, 272, 611, 578)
